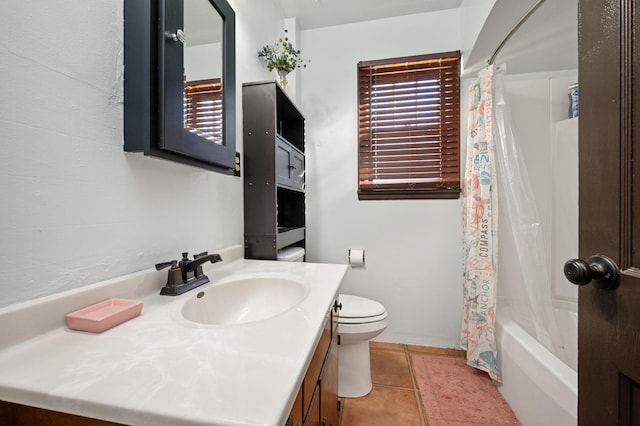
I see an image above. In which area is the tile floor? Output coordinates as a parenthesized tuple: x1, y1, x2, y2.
(339, 342, 476, 425)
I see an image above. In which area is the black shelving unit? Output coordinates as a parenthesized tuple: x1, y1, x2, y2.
(243, 81, 305, 260)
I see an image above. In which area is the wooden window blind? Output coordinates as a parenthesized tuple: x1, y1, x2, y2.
(357, 51, 461, 200)
(184, 78, 223, 145)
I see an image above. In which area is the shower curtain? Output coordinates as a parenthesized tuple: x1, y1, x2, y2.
(461, 65, 500, 382)
(492, 68, 562, 358)
(462, 65, 564, 381)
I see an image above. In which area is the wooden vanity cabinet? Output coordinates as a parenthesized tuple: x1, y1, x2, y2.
(243, 81, 306, 260)
(320, 340, 339, 426)
(0, 401, 123, 425)
(289, 387, 304, 426)
(304, 386, 321, 426)
(287, 295, 340, 426)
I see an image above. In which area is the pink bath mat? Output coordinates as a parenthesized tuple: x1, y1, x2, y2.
(410, 353, 520, 425)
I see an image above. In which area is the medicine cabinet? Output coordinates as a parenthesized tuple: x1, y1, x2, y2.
(123, 0, 236, 174)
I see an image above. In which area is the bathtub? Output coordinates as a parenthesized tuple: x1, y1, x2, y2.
(495, 307, 577, 426)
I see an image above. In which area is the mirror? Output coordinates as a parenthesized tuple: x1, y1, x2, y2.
(184, 1, 224, 144)
(123, 0, 236, 174)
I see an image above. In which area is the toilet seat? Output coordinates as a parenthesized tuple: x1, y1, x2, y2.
(337, 294, 387, 324)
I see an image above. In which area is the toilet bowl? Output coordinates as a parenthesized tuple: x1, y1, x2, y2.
(337, 294, 388, 398)
(276, 248, 388, 398)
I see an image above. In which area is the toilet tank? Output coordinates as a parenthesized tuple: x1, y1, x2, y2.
(277, 247, 305, 262)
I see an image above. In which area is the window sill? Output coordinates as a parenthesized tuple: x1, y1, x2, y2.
(358, 188, 461, 200)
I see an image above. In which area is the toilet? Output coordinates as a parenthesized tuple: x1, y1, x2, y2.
(335, 293, 388, 397)
(277, 247, 389, 398)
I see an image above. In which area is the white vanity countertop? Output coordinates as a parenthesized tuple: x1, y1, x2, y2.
(0, 245, 347, 426)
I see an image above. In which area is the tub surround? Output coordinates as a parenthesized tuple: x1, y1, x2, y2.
(0, 245, 347, 426)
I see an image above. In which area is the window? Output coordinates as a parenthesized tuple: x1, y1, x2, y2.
(357, 51, 461, 200)
(184, 78, 223, 144)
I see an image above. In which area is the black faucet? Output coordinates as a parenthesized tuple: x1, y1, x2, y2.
(155, 251, 223, 296)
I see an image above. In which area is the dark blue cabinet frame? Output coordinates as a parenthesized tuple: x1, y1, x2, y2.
(123, 0, 236, 174)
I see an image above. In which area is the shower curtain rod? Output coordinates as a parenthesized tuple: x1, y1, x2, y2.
(488, 0, 548, 66)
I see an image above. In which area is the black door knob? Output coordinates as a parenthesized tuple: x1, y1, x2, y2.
(563, 254, 619, 289)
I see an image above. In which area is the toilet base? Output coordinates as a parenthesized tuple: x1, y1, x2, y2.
(338, 340, 372, 398)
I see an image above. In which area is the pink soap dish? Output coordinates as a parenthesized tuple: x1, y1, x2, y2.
(65, 298, 143, 333)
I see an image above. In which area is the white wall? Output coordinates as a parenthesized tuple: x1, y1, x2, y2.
(459, 0, 496, 67)
(300, 10, 464, 347)
(0, 0, 282, 308)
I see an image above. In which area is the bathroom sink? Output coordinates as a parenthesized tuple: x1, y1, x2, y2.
(180, 275, 308, 326)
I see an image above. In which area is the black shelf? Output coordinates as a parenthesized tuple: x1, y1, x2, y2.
(277, 227, 306, 249)
(243, 82, 306, 260)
